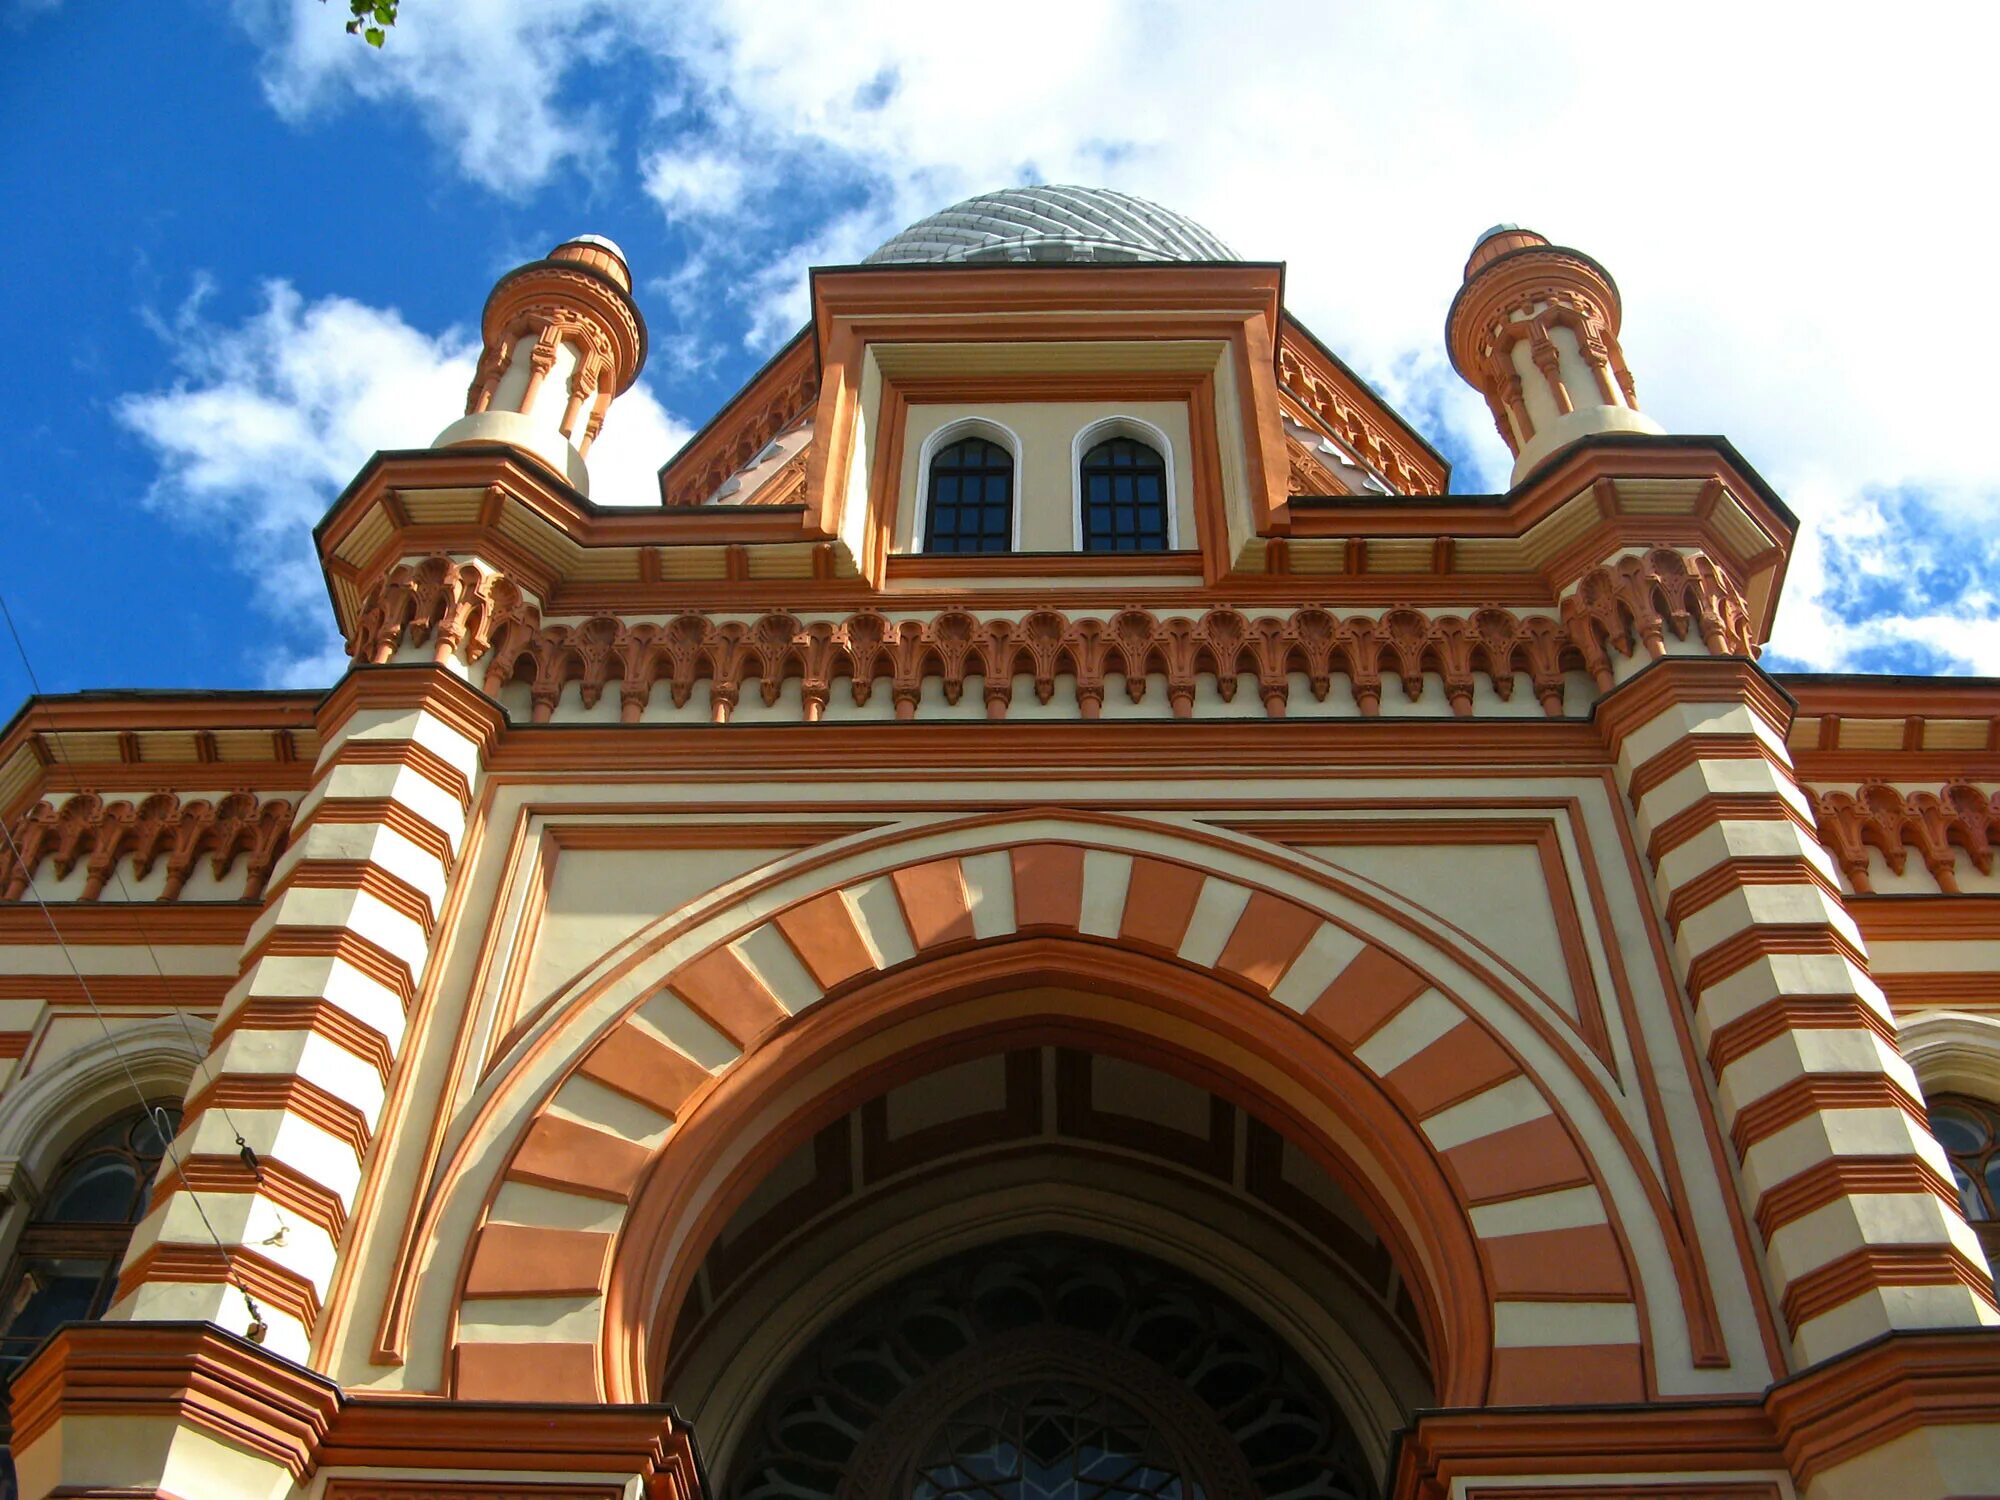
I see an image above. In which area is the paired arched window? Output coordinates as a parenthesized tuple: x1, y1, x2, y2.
(0, 1103, 178, 1373)
(923, 435, 1016, 554)
(916, 420, 1176, 555)
(1078, 434, 1171, 553)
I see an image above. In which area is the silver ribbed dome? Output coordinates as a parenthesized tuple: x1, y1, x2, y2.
(865, 185, 1236, 265)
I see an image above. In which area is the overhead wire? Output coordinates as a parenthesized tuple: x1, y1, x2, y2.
(0, 589, 270, 1339)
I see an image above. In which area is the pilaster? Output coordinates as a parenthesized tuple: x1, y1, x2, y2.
(109, 665, 504, 1360)
(1597, 656, 1999, 1374)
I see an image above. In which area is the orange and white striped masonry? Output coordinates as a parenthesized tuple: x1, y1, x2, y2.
(1600, 654, 1998, 1367)
(108, 664, 503, 1359)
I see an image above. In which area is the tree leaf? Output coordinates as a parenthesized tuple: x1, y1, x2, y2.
(365, 26, 386, 45)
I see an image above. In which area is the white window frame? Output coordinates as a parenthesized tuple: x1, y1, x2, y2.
(911, 416, 1024, 554)
(1071, 414, 1180, 552)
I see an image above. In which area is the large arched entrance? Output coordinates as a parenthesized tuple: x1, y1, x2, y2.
(442, 816, 1679, 1464)
(659, 1014, 1429, 1491)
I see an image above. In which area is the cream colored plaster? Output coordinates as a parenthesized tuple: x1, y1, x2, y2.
(884, 1053, 1009, 1139)
(1613, 698, 1789, 776)
(1312, 844, 1576, 1020)
(247, 885, 429, 974)
(225, 952, 409, 1054)
(1739, 1107, 1954, 1209)
(455, 1293, 603, 1343)
(1791, 1282, 1999, 1367)
(1654, 816, 1840, 896)
(0, 943, 243, 977)
(729, 924, 824, 1016)
(1633, 755, 1815, 838)
(1268, 922, 1367, 1013)
(1077, 850, 1134, 938)
(111, 1277, 310, 1360)
(15, 1412, 298, 1500)
(179, 1104, 364, 1202)
(206, 1026, 387, 1123)
(846, 874, 919, 967)
(1469, 1184, 1607, 1238)
(1870, 937, 2000, 974)
(270, 819, 448, 914)
(1175, 878, 1252, 968)
(521, 845, 796, 1011)
(1354, 993, 1460, 1077)
(959, 849, 1018, 939)
(548, 1072, 675, 1150)
(1674, 884, 1865, 968)
(342, 783, 1773, 1398)
(490, 1180, 628, 1233)
(1490, 1299, 1640, 1347)
(632, 991, 740, 1071)
(1418, 1075, 1552, 1153)
(1695, 952, 1888, 1037)
(1716, 1028, 1919, 1124)
(1765, 1191, 1988, 1287)
(1804, 1418, 2000, 1500)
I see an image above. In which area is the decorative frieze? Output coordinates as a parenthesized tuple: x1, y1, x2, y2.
(0, 790, 293, 902)
(348, 548, 1756, 724)
(1811, 782, 1998, 893)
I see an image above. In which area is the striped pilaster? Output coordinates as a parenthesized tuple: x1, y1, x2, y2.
(1601, 657, 1998, 1367)
(111, 666, 502, 1359)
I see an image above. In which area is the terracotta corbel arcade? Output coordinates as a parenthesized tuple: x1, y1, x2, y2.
(5, 188, 2000, 1500)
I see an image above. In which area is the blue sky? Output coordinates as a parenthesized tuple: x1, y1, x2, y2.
(3, 0, 1996, 705)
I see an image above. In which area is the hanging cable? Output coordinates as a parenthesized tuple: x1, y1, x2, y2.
(0, 590, 269, 1339)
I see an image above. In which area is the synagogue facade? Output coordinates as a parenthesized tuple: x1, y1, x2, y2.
(0, 186, 1996, 1499)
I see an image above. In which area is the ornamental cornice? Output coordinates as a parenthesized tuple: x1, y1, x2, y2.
(0, 788, 295, 903)
(1811, 780, 1999, 893)
(347, 547, 1755, 725)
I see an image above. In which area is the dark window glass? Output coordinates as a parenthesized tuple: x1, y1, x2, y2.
(1930, 1095, 2000, 1221)
(1079, 437, 1170, 553)
(0, 1104, 179, 1373)
(924, 437, 1014, 554)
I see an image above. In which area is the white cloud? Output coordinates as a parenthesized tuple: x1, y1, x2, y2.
(225, 1, 2000, 670)
(642, 148, 754, 222)
(118, 280, 686, 687)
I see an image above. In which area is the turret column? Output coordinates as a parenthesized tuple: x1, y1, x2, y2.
(433, 234, 647, 496)
(1447, 225, 1663, 483)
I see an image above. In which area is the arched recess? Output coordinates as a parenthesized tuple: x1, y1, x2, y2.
(436, 812, 1704, 1417)
(1903, 1010, 2000, 1102)
(0, 1017, 207, 1231)
(1070, 413, 1179, 550)
(912, 415, 1023, 554)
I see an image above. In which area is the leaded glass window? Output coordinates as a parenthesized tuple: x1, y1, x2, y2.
(1930, 1094, 2000, 1221)
(924, 437, 1015, 554)
(1078, 437, 1169, 553)
(728, 1236, 1374, 1500)
(912, 1378, 1199, 1499)
(0, 1104, 179, 1373)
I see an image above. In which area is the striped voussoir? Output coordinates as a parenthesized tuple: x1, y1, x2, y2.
(454, 840, 1641, 1405)
(112, 675, 498, 1360)
(1606, 663, 1999, 1365)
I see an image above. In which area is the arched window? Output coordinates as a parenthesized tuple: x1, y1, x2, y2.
(923, 436, 1015, 554)
(1078, 435, 1171, 552)
(0, 1102, 178, 1373)
(1930, 1094, 2000, 1223)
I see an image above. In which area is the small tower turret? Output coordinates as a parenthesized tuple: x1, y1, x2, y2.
(1446, 225, 1661, 484)
(432, 235, 647, 496)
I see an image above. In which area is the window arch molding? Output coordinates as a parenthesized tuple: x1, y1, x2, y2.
(1070, 414, 1179, 552)
(912, 416, 1023, 554)
(0, 1016, 205, 1228)
(1901, 1010, 2000, 1103)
